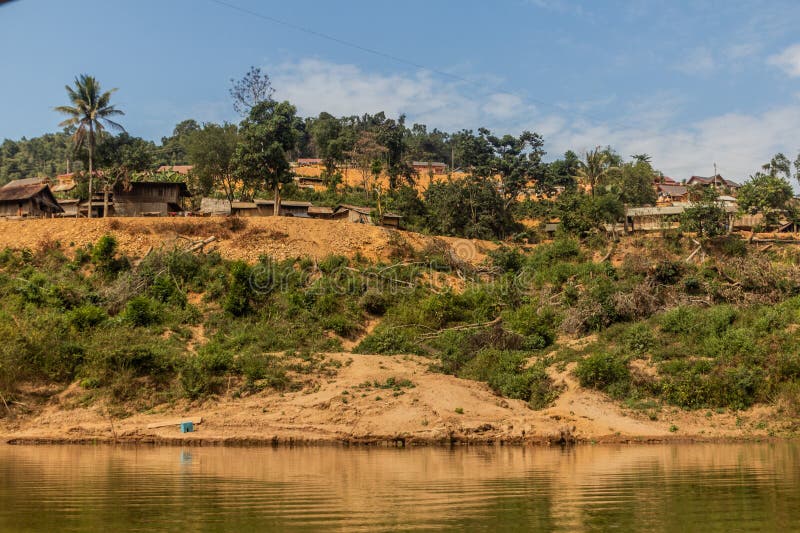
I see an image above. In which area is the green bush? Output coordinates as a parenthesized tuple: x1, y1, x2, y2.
(67, 304, 108, 331)
(358, 289, 390, 315)
(575, 352, 630, 394)
(223, 261, 253, 316)
(620, 323, 655, 356)
(123, 296, 161, 327)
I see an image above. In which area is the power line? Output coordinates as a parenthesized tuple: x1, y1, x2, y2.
(207, 0, 574, 117)
(207, 0, 776, 176)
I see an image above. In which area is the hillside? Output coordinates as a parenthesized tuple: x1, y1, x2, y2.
(0, 217, 493, 264)
(0, 219, 797, 446)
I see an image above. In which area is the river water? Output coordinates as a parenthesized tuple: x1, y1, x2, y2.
(0, 443, 797, 531)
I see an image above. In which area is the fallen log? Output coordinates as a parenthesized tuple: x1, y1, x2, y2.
(145, 417, 204, 430)
(188, 236, 216, 252)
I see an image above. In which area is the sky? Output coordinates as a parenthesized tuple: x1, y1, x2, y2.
(2, 0, 800, 180)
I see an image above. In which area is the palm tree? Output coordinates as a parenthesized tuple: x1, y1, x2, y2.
(55, 74, 124, 218)
(575, 146, 616, 196)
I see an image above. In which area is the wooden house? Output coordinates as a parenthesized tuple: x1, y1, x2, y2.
(199, 197, 231, 216)
(0, 179, 63, 217)
(254, 199, 312, 217)
(230, 201, 259, 217)
(656, 184, 689, 203)
(686, 175, 741, 194)
(412, 161, 447, 175)
(333, 204, 402, 227)
(112, 181, 190, 216)
(308, 206, 335, 219)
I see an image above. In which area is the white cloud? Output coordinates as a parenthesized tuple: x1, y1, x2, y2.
(768, 43, 800, 77)
(269, 58, 800, 184)
(271, 58, 479, 131)
(674, 47, 715, 75)
(482, 93, 528, 120)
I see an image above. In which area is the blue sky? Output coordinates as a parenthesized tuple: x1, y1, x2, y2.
(3, 0, 800, 180)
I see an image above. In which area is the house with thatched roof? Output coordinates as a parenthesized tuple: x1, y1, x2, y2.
(0, 178, 64, 217)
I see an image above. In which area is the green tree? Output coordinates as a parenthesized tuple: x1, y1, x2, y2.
(185, 123, 239, 204)
(310, 112, 346, 179)
(607, 160, 657, 206)
(680, 187, 728, 237)
(737, 172, 793, 229)
(93, 133, 155, 215)
(538, 150, 580, 195)
(233, 100, 302, 215)
(158, 119, 200, 166)
(55, 74, 124, 218)
(424, 176, 518, 239)
(575, 146, 617, 196)
(556, 190, 624, 236)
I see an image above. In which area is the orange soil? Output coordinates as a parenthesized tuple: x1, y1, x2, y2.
(0, 216, 493, 264)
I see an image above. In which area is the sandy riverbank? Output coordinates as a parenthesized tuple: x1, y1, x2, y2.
(1, 352, 785, 447)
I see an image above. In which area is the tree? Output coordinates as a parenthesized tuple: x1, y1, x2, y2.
(607, 160, 657, 206)
(680, 187, 728, 237)
(230, 66, 275, 117)
(185, 123, 239, 204)
(92, 133, 155, 215)
(348, 131, 387, 201)
(158, 119, 200, 166)
(538, 150, 580, 195)
(575, 146, 617, 197)
(451, 128, 545, 210)
(737, 172, 793, 229)
(424, 176, 519, 239)
(310, 112, 346, 179)
(556, 190, 623, 236)
(233, 100, 302, 215)
(55, 74, 124, 218)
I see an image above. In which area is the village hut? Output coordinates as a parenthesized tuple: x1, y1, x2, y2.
(0, 178, 64, 217)
(112, 181, 190, 216)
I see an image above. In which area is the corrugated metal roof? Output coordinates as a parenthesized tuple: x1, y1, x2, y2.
(254, 199, 312, 207)
(657, 184, 688, 196)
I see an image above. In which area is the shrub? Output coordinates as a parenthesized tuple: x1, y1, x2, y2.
(501, 304, 557, 349)
(652, 260, 683, 285)
(91, 235, 129, 276)
(223, 261, 252, 316)
(575, 352, 630, 394)
(660, 306, 701, 335)
(67, 304, 108, 331)
(489, 246, 524, 273)
(123, 296, 161, 327)
(620, 323, 655, 357)
(358, 289, 390, 315)
(355, 327, 423, 355)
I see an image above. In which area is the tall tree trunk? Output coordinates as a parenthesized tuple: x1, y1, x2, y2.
(87, 125, 94, 219)
(273, 185, 281, 216)
(103, 182, 109, 218)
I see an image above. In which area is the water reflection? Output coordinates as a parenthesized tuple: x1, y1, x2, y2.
(0, 443, 797, 531)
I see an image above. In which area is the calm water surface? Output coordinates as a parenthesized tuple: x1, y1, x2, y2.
(0, 443, 797, 531)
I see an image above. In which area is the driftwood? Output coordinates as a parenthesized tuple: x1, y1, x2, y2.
(133, 246, 153, 267)
(188, 236, 217, 252)
(418, 316, 502, 340)
(684, 245, 702, 263)
(599, 243, 616, 263)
